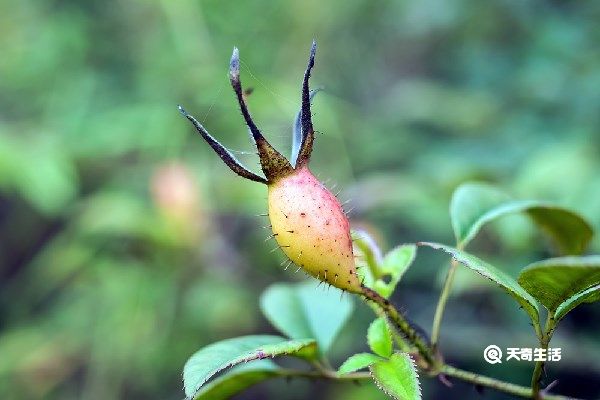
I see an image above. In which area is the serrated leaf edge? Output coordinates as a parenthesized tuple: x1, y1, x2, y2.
(369, 353, 422, 400)
(518, 255, 600, 312)
(184, 339, 316, 399)
(192, 364, 281, 400)
(458, 200, 593, 253)
(555, 284, 600, 321)
(419, 242, 541, 336)
(338, 353, 383, 375)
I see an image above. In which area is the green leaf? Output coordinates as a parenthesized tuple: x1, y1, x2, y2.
(374, 245, 417, 298)
(450, 182, 593, 253)
(353, 230, 417, 298)
(420, 242, 540, 332)
(525, 206, 594, 255)
(450, 182, 510, 245)
(193, 360, 280, 400)
(518, 256, 600, 321)
(555, 284, 600, 321)
(183, 335, 316, 399)
(338, 353, 383, 375)
(260, 281, 353, 354)
(370, 353, 421, 400)
(352, 229, 384, 288)
(368, 318, 393, 358)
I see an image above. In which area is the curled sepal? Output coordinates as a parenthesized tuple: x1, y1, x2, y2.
(291, 88, 321, 166)
(178, 106, 267, 184)
(229, 48, 293, 183)
(295, 40, 317, 168)
(180, 43, 320, 184)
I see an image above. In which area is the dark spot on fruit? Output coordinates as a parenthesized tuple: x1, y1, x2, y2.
(300, 212, 306, 217)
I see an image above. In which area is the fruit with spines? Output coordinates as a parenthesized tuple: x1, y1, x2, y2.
(178, 41, 361, 293)
(268, 166, 360, 292)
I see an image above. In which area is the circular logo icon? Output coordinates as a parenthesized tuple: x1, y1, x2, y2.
(484, 345, 503, 364)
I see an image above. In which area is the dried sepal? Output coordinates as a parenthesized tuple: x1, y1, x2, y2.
(229, 48, 293, 183)
(295, 40, 317, 168)
(178, 106, 267, 184)
(291, 88, 321, 166)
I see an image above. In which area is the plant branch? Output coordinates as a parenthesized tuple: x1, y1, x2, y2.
(362, 285, 578, 399)
(370, 304, 412, 352)
(293, 360, 578, 399)
(442, 365, 575, 400)
(280, 362, 577, 400)
(431, 257, 460, 350)
(361, 285, 437, 368)
(278, 368, 371, 381)
(532, 312, 557, 398)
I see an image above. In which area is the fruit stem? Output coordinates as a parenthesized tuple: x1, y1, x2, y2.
(361, 285, 437, 369)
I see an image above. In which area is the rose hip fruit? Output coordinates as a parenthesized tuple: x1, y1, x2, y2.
(179, 41, 361, 293)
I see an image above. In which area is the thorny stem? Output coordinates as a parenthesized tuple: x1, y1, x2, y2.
(281, 363, 576, 399)
(282, 361, 577, 399)
(360, 285, 578, 399)
(374, 306, 412, 352)
(361, 286, 437, 369)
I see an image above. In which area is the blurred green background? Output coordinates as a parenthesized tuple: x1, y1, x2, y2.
(1, 0, 599, 399)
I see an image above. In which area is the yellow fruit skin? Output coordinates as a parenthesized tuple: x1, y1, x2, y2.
(268, 166, 362, 293)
